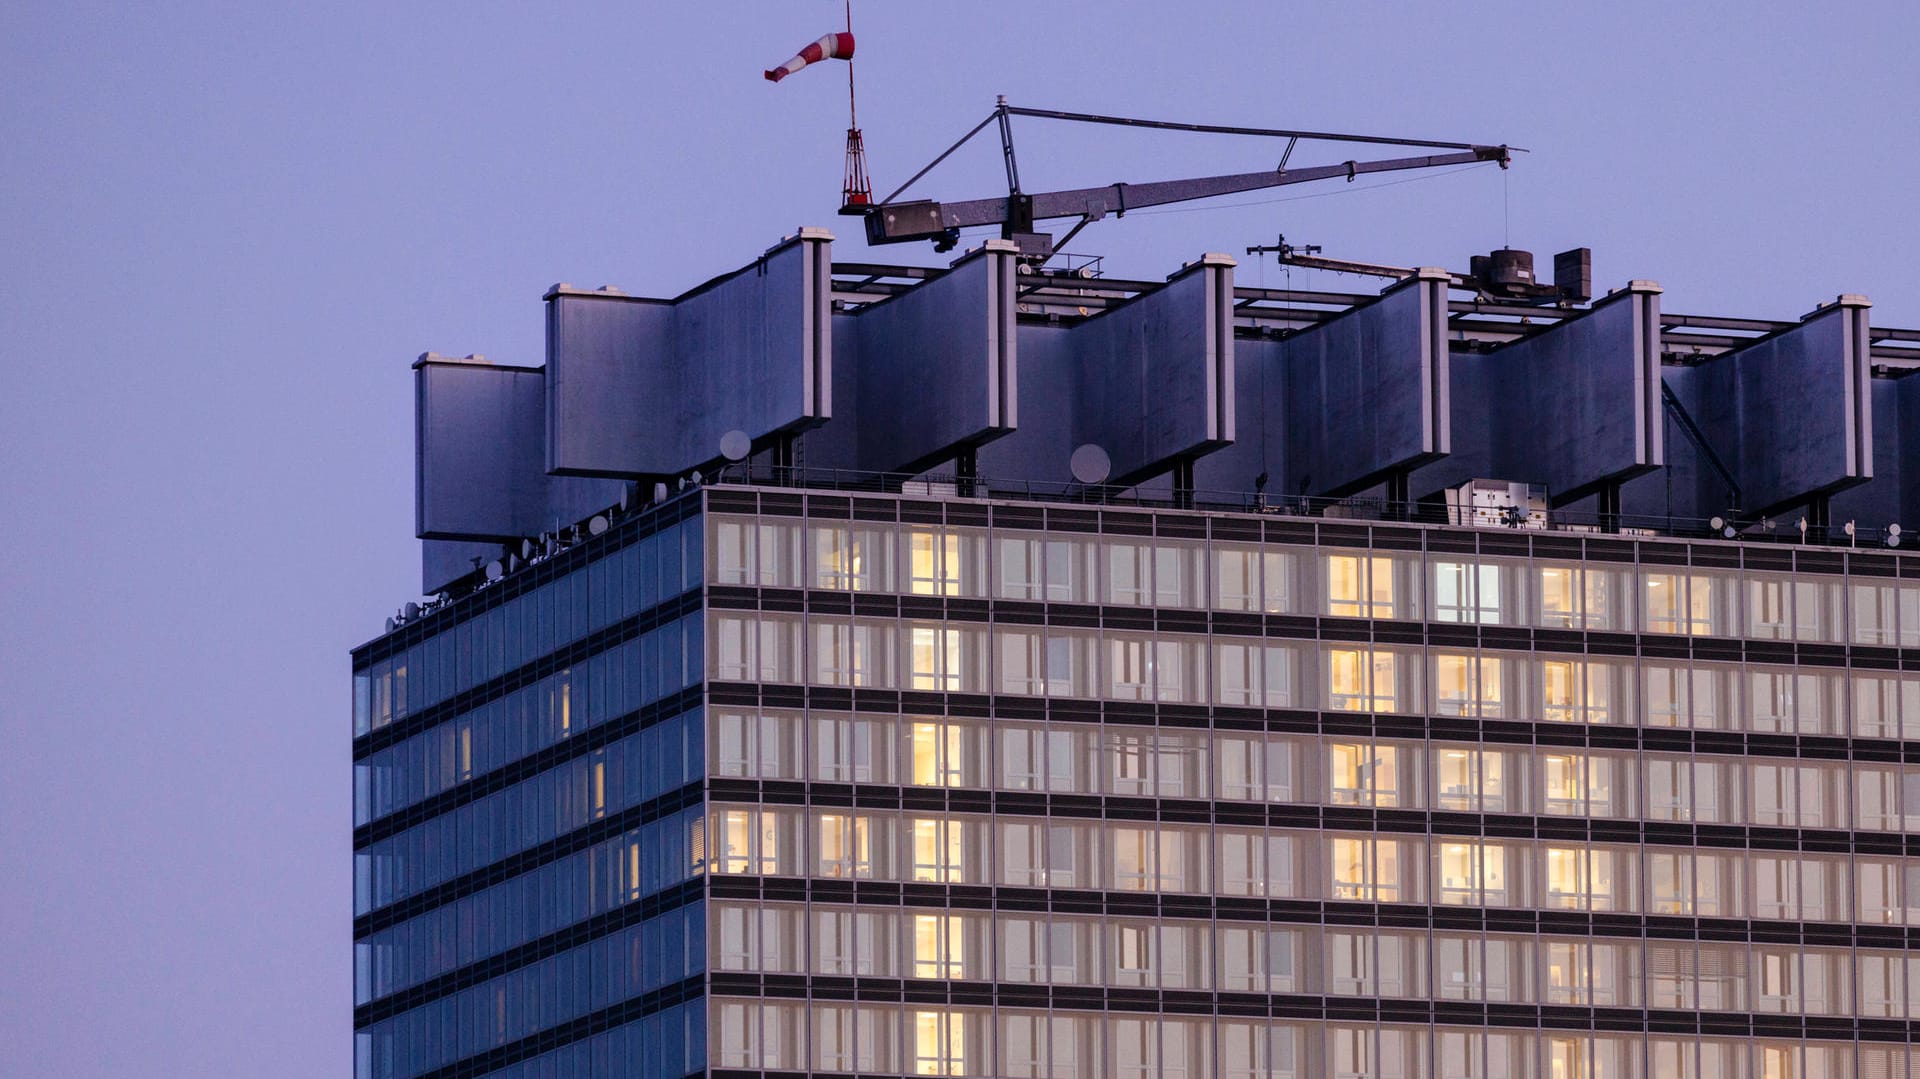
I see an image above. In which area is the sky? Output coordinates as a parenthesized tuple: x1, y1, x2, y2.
(1, 2, 1916, 1074)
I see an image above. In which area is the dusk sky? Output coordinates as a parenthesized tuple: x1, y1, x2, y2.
(3, 3, 1917, 1074)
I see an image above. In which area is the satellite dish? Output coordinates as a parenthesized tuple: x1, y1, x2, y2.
(1709, 516, 1725, 531)
(520, 539, 536, 561)
(1844, 521, 1857, 537)
(1889, 523, 1903, 537)
(1070, 443, 1112, 486)
(719, 429, 751, 462)
(618, 486, 632, 514)
(588, 514, 609, 536)
(1797, 517, 1809, 535)
(385, 616, 397, 633)
(1722, 525, 1737, 539)
(485, 559, 505, 581)
(403, 602, 420, 620)
(653, 482, 669, 504)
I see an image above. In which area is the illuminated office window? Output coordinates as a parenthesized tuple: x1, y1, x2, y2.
(911, 913, 965, 979)
(1329, 836, 1405, 902)
(815, 813, 873, 879)
(1327, 647, 1400, 712)
(1434, 653, 1505, 717)
(1435, 743, 1513, 813)
(910, 817, 967, 882)
(1329, 741, 1413, 807)
(912, 1010, 966, 1076)
(1326, 553, 1395, 618)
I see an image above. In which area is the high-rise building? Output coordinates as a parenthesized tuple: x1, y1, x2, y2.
(355, 230, 1920, 1079)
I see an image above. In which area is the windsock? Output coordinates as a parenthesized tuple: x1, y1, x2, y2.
(764, 32, 855, 82)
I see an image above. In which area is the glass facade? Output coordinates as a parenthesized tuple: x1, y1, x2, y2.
(357, 487, 1920, 1078)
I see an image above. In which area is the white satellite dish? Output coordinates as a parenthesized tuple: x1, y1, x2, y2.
(719, 429, 751, 462)
(653, 482, 669, 504)
(485, 559, 505, 581)
(588, 514, 609, 536)
(520, 538, 536, 561)
(1709, 516, 1725, 531)
(1070, 444, 1112, 486)
(403, 602, 420, 620)
(1890, 523, 1903, 537)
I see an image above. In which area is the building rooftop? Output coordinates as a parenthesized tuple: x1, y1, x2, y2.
(403, 229, 1920, 607)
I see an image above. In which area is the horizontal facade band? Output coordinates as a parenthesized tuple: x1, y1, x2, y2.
(400, 975, 704, 1079)
(355, 878, 701, 1029)
(706, 874, 1920, 950)
(353, 588, 700, 762)
(705, 973, 1910, 1042)
(354, 780, 701, 939)
(709, 681, 1920, 763)
(705, 487, 1920, 582)
(355, 686, 700, 847)
(355, 492, 698, 667)
(708, 584, 1920, 673)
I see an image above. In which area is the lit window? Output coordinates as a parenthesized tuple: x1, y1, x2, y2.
(1435, 748, 1506, 811)
(1329, 743, 1403, 806)
(908, 721, 964, 787)
(816, 813, 872, 879)
(1327, 554, 1394, 618)
(1542, 753, 1612, 816)
(1437, 842, 1507, 906)
(911, 818, 965, 882)
(906, 624, 961, 691)
(907, 530, 963, 596)
(912, 1010, 965, 1076)
(1327, 648, 1398, 713)
(1545, 847, 1613, 910)
(1434, 653, 1504, 717)
(1329, 836, 1401, 901)
(912, 914, 965, 979)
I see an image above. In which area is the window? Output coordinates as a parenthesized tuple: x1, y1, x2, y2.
(811, 523, 894, 591)
(1541, 752, 1620, 817)
(1432, 559, 1503, 623)
(1330, 836, 1406, 902)
(711, 709, 801, 778)
(1544, 846, 1615, 910)
(1540, 657, 1614, 724)
(1326, 553, 1396, 618)
(809, 619, 895, 687)
(1105, 540, 1154, 605)
(995, 535, 1044, 601)
(911, 913, 965, 979)
(1536, 561, 1626, 628)
(812, 712, 892, 783)
(912, 1010, 966, 1076)
(1434, 653, 1505, 717)
(709, 516, 802, 587)
(1852, 580, 1920, 647)
(909, 718, 956, 786)
(904, 622, 968, 691)
(1644, 570, 1731, 635)
(1327, 647, 1402, 713)
(1436, 841, 1508, 906)
(1216, 734, 1300, 802)
(712, 807, 791, 875)
(1213, 544, 1294, 612)
(1329, 742, 1413, 807)
(910, 817, 967, 882)
(815, 813, 873, 879)
(997, 628, 1048, 697)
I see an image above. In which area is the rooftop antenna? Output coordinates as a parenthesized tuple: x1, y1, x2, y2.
(839, 0, 873, 212)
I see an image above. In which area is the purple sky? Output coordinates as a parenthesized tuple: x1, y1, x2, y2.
(3, 3, 1917, 1074)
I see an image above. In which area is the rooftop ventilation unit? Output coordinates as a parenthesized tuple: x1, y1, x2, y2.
(1445, 479, 1548, 529)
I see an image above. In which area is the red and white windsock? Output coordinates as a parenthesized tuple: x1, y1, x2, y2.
(764, 32, 855, 82)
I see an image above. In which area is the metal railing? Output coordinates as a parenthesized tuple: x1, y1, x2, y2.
(702, 463, 1904, 550)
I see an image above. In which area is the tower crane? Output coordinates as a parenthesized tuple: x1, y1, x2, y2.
(854, 98, 1516, 260)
